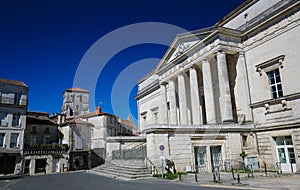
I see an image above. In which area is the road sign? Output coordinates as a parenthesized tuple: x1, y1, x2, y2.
(159, 145, 165, 151)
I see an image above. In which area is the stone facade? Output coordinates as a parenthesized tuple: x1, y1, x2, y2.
(0, 78, 28, 175)
(136, 0, 300, 173)
(59, 88, 137, 169)
(23, 111, 68, 175)
(62, 87, 89, 116)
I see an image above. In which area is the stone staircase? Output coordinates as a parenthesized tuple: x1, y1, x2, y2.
(89, 161, 152, 179)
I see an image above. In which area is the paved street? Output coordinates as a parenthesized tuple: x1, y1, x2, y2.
(0, 172, 237, 190)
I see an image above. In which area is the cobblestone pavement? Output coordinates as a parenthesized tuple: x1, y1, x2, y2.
(174, 172, 300, 190)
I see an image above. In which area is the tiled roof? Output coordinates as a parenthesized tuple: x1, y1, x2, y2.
(65, 87, 89, 93)
(67, 119, 93, 125)
(0, 78, 27, 87)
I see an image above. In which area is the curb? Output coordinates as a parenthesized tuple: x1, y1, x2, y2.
(200, 184, 265, 190)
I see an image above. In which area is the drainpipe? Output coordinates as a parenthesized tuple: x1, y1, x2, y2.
(242, 51, 260, 155)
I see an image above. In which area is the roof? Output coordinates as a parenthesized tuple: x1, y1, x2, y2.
(0, 78, 28, 87)
(67, 119, 94, 126)
(215, 0, 259, 27)
(26, 115, 57, 125)
(65, 87, 89, 93)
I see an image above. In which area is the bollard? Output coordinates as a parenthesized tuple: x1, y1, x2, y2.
(179, 173, 182, 181)
(291, 162, 294, 173)
(231, 166, 235, 179)
(213, 173, 216, 182)
(237, 173, 240, 184)
(194, 173, 198, 182)
(264, 163, 267, 176)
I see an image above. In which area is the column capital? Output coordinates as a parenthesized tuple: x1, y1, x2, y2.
(189, 66, 197, 71)
(217, 49, 225, 55)
(238, 51, 245, 56)
(159, 81, 167, 86)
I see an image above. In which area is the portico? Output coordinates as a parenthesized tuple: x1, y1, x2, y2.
(136, 26, 256, 173)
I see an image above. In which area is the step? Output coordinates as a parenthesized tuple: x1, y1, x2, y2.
(91, 163, 152, 179)
(91, 169, 152, 179)
(99, 165, 149, 172)
(95, 167, 150, 176)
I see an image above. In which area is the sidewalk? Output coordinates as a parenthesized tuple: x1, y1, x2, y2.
(177, 172, 300, 190)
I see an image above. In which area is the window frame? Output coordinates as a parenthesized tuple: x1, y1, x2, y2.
(0, 133, 5, 147)
(10, 133, 19, 148)
(267, 68, 283, 99)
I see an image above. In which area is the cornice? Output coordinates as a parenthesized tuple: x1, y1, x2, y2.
(141, 124, 254, 134)
(243, 4, 300, 50)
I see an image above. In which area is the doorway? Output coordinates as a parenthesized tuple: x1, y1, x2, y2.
(210, 146, 222, 172)
(274, 136, 296, 173)
(195, 146, 207, 172)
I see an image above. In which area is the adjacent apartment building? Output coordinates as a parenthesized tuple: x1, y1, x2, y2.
(0, 78, 28, 175)
(59, 88, 137, 169)
(136, 0, 300, 173)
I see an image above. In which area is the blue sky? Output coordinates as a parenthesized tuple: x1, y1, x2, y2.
(0, 0, 245, 127)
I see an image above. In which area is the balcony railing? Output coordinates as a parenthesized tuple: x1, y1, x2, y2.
(24, 148, 68, 156)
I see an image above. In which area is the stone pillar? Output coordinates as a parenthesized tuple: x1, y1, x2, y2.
(206, 146, 212, 172)
(168, 79, 177, 125)
(216, 51, 233, 123)
(178, 74, 188, 125)
(235, 52, 252, 123)
(189, 67, 202, 125)
(29, 159, 35, 175)
(202, 60, 216, 124)
(159, 83, 168, 124)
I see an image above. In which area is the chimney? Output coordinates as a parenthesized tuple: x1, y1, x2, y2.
(96, 106, 102, 114)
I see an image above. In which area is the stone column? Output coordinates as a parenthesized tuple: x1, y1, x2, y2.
(178, 73, 188, 125)
(235, 52, 252, 123)
(168, 79, 177, 125)
(202, 60, 216, 124)
(159, 83, 168, 124)
(189, 67, 202, 125)
(216, 51, 233, 123)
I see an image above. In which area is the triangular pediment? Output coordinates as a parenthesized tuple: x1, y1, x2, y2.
(155, 27, 216, 73)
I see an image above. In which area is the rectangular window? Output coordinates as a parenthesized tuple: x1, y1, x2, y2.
(43, 136, 50, 144)
(29, 136, 37, 146)
(75, 135, 83, 149)
(108, 128, 112, 136)
(45, 127, 50, 134)
(242, 136, 248, 147)
(12, 113, 20, 127)
(0, 133, 5, 147)
(267, 69, 283, 98)
(14, 92, 22, 105)
(31, 126, 37, 133)
(10, 133, 19, 148)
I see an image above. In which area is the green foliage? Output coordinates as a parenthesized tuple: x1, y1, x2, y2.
(62, 144, 69, 150)
(40, 144, 51, 149)
(166, 173, 178, 180)
(240, 150, 247, 159)
(177, 172, 188, 175)
(53, 144, 60, 149)
(153, 173, 178, 180)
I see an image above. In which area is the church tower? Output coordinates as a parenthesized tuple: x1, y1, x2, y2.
(62, 87, 89, 116)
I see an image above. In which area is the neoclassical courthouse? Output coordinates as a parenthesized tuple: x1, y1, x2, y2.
(136, 0, 300, 173)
